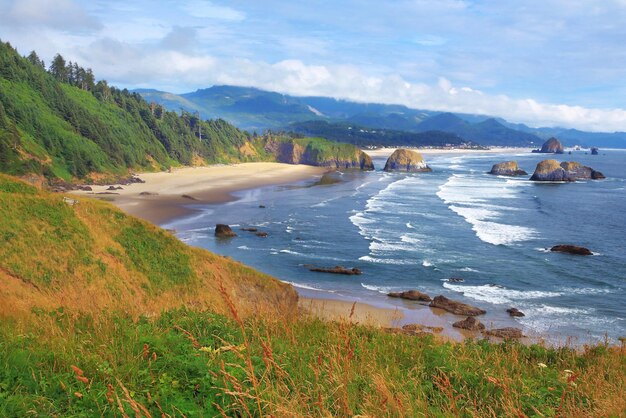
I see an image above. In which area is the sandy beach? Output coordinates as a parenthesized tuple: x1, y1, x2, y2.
(365, 147, 534, 159)
(71, 163, 328, 224)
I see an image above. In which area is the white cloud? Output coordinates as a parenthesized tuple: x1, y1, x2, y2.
(182, 0, 245, 21)
(0, 0, 101, 32)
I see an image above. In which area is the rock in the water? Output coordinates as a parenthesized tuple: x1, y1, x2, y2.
(255, 232, 268, 237)
(447, 277, 465, 283)
(550, 244, 593, 256)
(429, 295, 486, 316)
(530, 160, 604, 182)
(215, 224, 237, 238)
(506, 308, 525, 317)
(309, 266, 362, 275)
(484, 327, 524, 339)
(489, 161, 528, 176)
(559, 162, 605, 180)
(530, 160, 575, 181)
(259, 205, 266, 208)
(591, 147, 599, 155)
(383, 149, 432, 173)
(387, 290, 432, 302)
(532, 137, 564, 154)
(241, 228, 258, 232)
(452, 316, 485, 331)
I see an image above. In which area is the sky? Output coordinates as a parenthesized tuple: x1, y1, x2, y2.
(1, 0, 626, 132)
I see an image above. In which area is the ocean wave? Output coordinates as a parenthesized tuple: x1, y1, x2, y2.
(422, 260, 433, 267)
(406, 222, 415, 229)
(442, 282, 561, 304)
(400, 234, 422, 245)
(283, 281, 336, 293)
(279, 249, 348, 262)
(361, 283, 395, 294)
(359, 255, 415, 265)
(459, 267, 480, 272)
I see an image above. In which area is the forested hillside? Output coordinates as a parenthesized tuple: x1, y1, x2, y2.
(0, 41, 255, 182)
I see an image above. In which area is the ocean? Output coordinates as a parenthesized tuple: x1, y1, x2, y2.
(164, 149, 626, 344)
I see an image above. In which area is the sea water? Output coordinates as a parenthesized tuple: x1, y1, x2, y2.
(165, 150, 626, 344)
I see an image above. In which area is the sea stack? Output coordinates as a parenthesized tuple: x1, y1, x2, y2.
(488, 161, 527, 176)
(530, 160, 605, 181)
(383, 149, 432, 172)
(215, 224, 237, 238)
(532, 137, 564, 154)
(591, 147, 599, 155)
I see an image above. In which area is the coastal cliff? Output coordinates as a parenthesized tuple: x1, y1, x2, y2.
(261, 136, 374, 170)
(383, 148, 431, 172)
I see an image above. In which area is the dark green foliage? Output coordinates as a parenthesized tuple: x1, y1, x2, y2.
(289, 120, 474, 147)
(0, 40, 259, 180)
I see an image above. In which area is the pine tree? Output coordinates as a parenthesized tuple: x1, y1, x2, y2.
(26, 51, 45, 69)
(49, 54, 68, 81)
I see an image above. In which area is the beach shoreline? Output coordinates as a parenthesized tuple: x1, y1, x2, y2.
(364, 146, 535, 159)
(71, 162, 328, 224)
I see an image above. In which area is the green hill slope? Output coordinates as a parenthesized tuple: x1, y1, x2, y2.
(0, 41, 256, 182)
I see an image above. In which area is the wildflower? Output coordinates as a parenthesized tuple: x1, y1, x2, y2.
(564, 369, 574, 376)
(538, 362, 548, 368)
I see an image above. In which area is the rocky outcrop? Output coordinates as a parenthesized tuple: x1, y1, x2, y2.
(309, 266, 362, 275)
(429, 295, 486, 316)
(550, 245, 593, 256)
(452, 316, 485, 331)
(383, 149, 432, 172)
(488, 161, 527, 176)
(530, 160, 605, 181)
(263, 137, 374, 170)
(532, 137, 564, 154)
(591, 147, 599, 155)
(559, 162, 605, 179)
(215, 224, 237, 238)
(506, 308, 525, 317)
(484, 327, 524, 339)
(387, 290, 432, 302)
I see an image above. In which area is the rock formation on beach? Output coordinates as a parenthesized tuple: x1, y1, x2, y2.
(215, 224, 237, 237)
(530, 160, 605, 181)
(484, 327, 524, 339)
(550, 245, 593, 256)
(532, 137, 564, 154)
(383, 149, 432, 172)
(387, 290, 432, 302)
(429, 295, 486, 316)
(488, 161, 528, 176)
(453, 316, 485, 331)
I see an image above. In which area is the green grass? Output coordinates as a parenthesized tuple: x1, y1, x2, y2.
(0, 308, 623, 417)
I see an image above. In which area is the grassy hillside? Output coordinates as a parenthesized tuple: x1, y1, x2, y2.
(0, 174, 624, 416)
(0, 174, 296, 318)
(0, 41, 259, 182)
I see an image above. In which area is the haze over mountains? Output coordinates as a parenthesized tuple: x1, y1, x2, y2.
(137, 86, 626, 148)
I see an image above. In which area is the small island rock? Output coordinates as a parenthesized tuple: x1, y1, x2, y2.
(489, 161, 527, 176)
(309, 266, 362, 275)
(383, 149, 432, 173)
(591, 147, 599, 155)
(530, 160, 605, 182)
(550, 245, 593, 256)
(429, 295, 486, 316)
(452, 316, 486, 331)
(532, 137, 564, 154)
(387, 290, 432, 302)
(215, 224, 237, 238)
(506, 308, 525, 317)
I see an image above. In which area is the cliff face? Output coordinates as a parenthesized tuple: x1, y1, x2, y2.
(489, 161, 528, 176)
(263, 137, 374, 170)
(383, 149, 431, 172)
(530, 160, 605, 181)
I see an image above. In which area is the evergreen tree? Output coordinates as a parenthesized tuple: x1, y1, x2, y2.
(26, 51, 45, 69)
(49, 54, 67, 81)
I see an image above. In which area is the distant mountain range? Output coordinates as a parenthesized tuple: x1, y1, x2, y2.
(136, 85, 626, 148)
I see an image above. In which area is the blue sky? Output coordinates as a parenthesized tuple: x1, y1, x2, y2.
(1, 0, 626, 131)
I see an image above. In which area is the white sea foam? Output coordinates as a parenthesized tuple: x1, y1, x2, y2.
(422, 260, 433, 267)
(283, 281, 336, 293)
(361, 283, 395, 294)
(400, 234, 422, 245)
(237, 245, 250, 250)
(406, 222, 415, 229)
(359, 255, 414, 265)
(443, 282, 561, 304)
